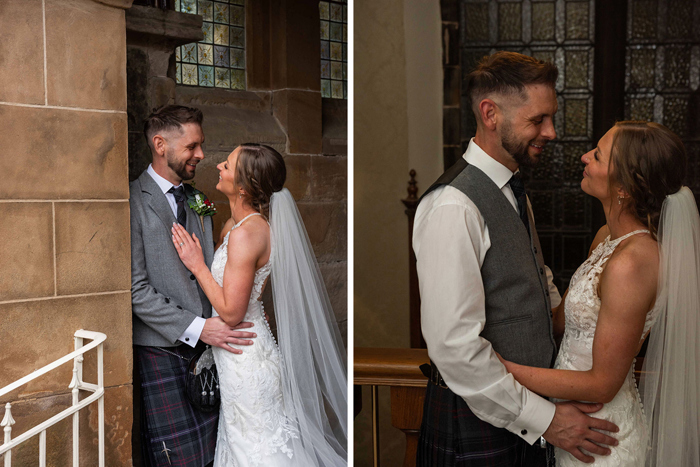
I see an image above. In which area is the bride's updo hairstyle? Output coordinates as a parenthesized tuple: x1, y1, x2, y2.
(609, 121, 687, 238)
(235, 143, 286, 219)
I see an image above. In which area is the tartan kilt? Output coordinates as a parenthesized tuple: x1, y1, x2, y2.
(135, 345, 218, 467)
(417, 382, 547, 467)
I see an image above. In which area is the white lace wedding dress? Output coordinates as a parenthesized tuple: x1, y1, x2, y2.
(209, 213, 299, 467)
(554, 230, 661, 466)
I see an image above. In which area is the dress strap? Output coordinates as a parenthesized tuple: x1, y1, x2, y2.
(610, 229, 651, 243)
(232, 212, 262, 229)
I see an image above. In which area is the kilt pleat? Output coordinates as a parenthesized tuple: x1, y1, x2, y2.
(135, 345, 218, 467)
(417, 382, 534, 467)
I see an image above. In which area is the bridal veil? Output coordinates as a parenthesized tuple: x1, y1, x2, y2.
(269, 188, 348, 466)
(640, 186, 700, 466)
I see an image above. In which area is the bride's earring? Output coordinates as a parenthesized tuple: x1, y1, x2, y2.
(618, 195, 624, 205)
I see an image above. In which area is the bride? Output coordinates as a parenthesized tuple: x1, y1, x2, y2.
(170, 143, 347, 466)
(498, 121, 700, 466)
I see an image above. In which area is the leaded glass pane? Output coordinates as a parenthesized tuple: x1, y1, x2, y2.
(629, 0, 658, 40)
(498, 3, 522, 42)
(663, 96, 689, 138)
(663, 45, 691, 89)
(628, 47, 656, 89)
(176, 0, 245, 89)
(320, 0, 347, 99)
(463, 3, 490, 42)
(564, 98, 588, 136)
(565, 49, 589, 89)
(531, 2, 555, 42)
(667, 0, 693, 39)
(627, 96, 655, 120)
(565, 1, 589, 40)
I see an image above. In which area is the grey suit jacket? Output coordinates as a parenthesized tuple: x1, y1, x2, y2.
(130, 170, 215, 347)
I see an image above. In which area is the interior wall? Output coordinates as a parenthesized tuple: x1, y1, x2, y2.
(0, 0, 134, 464)
(354, 0, 443, 464)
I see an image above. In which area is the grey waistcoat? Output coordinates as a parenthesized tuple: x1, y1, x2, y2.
(425, 159, 556, 368)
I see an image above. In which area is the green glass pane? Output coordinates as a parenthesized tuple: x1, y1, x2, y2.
(181, 0, 196, 14)
(330, 42, 342, 61)
(464, 4, 489, 42)
(321, 79, 332, 98)
(630, 0, 657, 40)
(331, 80, 343, 99)
(343, 5, 347, 23)
(498, 3, 521, 42)
(230, 27, 244, 48)
(532, 3, 555, 41)
(230, 48, 244, 69)
(214, 24, 229, 45)
(663, 46, 691, 89)
(230, 5, 244, 27)
(565, 99, 588, 136)
(182, 43, 197, 63)
(199, 66, 214, 87)
(565, 50, 589, 89)
(319, 2, 330, 20)
(176, 46, 181, 61)
(215, 68, 230, 88)
(198, 44, 213, 65)
(321, 60, 330, 79)
(629, 48, 656, 89)
(202, 23, 213, 43)
(231, 69, 245, 89)
(175, 0, 180, 11)
(214, 3, 229, 23)
(566, 1, 589, 40)
(321, 41, 330, 59)
(199, 1, 213, 21)
(343, 62, 347, 80)
(176, 62, 182, 84)
(182, 64, 198, 85)
(321, 21, 330, 40)
(343, 24, 347, 42)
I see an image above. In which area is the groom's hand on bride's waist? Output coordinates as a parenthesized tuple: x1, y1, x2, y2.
(543, 401, 619, 464)
(200, 317, 257, 354)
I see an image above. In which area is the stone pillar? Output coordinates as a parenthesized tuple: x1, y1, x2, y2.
(0, 0, 133, 464)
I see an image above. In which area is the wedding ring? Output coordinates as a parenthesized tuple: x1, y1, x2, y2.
(179, 242, 184, 246)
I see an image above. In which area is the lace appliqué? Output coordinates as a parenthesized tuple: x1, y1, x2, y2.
(209, 216, 298, 466)
(554, 230, 659, 466)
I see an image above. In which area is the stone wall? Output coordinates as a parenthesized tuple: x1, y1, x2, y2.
(0, 0, 134, 464)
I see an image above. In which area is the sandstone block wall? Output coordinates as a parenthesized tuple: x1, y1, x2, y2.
(0, 0, 133, 464)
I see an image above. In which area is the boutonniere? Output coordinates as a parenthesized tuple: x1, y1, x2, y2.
(185, 184, 217, 217)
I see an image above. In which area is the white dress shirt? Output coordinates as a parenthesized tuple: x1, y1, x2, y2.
(413, 139, 561, 444)
(146, 165, 206, 347)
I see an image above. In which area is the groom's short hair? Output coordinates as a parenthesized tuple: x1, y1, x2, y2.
(144, 105, 204, 151)
(466, 51, 558, 119)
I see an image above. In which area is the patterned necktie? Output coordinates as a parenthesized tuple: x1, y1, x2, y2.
(168, 186, 187, 226)
(508, 172, 530, 236)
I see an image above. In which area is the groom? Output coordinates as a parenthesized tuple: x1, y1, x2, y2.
(415, 52, 619, 465)
(130, 105, 256, 467)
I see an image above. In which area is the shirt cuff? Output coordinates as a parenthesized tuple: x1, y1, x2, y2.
(505, 393, 556, 445)
(178, 316, 206, 347)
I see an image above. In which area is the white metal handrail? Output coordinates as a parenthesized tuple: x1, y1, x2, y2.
(0, 329, 107, 467)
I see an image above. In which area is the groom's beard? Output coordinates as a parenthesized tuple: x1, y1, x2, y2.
(166, 149, 196, 181)
(500, 120, 545, 169)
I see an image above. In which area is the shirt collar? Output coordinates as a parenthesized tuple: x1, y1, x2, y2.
(462, 138, 516, 189)
(147, 164, 183, 194)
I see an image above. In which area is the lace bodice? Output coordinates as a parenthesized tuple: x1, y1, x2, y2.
(555, 229, 659, 466)
(210, 213, 272, 310)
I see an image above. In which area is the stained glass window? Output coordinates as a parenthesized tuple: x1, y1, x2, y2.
(175, 0, 245, 90)
(320, 0, 347, 99)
